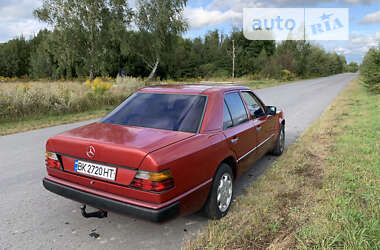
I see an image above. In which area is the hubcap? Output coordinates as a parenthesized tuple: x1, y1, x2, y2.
(217, 173, 233, 213)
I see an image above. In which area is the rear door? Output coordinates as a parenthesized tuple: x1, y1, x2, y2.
(240, 91, 276, 157)
(222, 92, 259, 177)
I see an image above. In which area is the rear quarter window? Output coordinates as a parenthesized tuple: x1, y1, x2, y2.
(224, 92, 248, 126)
(223, 101, 233, 130)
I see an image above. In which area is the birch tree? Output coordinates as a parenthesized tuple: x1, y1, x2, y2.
(135, 0, 188, 82)
(34, 0, 133, 80)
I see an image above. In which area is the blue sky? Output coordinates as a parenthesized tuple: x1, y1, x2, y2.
(183, 0, 380, 63)
(0, 0, 379, 63)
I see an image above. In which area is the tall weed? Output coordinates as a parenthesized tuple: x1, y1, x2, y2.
(0, 78, 145, 122)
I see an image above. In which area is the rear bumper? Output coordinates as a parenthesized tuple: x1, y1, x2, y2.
(42, 178, 180, 222)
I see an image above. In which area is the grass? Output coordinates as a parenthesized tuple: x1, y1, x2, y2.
(0, 76, 145, 135)
(0, 76, 144, 121)
(184, 77, 380, 249)
(246, 79, 291, 89)
(0, 108, 111, 136)
(0, 76, 297, 136)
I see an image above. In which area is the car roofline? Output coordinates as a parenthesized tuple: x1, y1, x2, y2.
(137, 84, 251, 95)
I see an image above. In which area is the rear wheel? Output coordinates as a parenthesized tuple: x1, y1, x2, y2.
(271, 124, 285, 156)
(203, 163, 233, 219)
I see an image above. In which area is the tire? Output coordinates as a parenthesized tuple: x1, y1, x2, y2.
(271, 124, 285, 156)
(203, 163, 234, 219)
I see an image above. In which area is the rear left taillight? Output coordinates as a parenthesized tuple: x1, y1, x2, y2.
(45, 152, 62, 169)
(130, 169, 174, 192)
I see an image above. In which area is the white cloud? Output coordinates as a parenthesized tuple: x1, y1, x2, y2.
(8, 19, 46, 37)
(0, 0, 42, 22)
(335, 47, 352, 54)
(358, 10, 380, 24)
(0, 0, 45, 42)
(184, 7, 242, 29)
(321, 31, 379, 63)
(208, 0, 380, 12)
(196, 0, 380, 31)
(335, 32, 380, 61)
(351, 32, 380, 46)
(0, 19, 47, 42)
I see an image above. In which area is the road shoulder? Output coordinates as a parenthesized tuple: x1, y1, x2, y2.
(184, 77, 379, 249)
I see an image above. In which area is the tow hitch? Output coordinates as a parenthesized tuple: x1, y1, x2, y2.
(80, 204, 108, 218)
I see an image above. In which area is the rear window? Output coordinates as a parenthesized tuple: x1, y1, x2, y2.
(101, 93, 207, 133)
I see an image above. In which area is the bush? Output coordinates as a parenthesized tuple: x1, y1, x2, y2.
(360, 48, 380, 93)
(115, 75, 145, 90)
(280, 69, 296, 81)
(85, 77, 111, 95)
(345, 62, 359, 73)
(246, 74, 263, 80)
(212, 69, 230, 78)
(199, 63, 217, 77)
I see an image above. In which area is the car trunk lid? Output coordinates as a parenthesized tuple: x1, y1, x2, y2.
(46, 122, 194, 186)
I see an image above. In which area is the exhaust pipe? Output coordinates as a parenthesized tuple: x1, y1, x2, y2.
(80, 204, 108, 218)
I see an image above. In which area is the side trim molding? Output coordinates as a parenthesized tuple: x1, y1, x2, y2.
(238, 134, 275, 162)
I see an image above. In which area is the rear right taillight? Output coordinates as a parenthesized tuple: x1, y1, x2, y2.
(130, 169, 174, 192)
(45, 152, 62, 169)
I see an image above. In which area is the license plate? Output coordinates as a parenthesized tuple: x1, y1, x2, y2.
(74, 160, 117, 181)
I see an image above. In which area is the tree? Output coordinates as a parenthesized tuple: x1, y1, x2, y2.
(346, 62, 359, 73)
(135, 0, 188, 81)
(0, 37, 30, 77)
(360, 48, 380, 92)
(29, 30, 57, 79)
(294, 42, 311, 77)
(276, 40, 297, 73)
(255, 48, 268, 75)
(34, 0, 133, 80)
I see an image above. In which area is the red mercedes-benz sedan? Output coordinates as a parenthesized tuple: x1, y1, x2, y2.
(43, 85, 285, 222)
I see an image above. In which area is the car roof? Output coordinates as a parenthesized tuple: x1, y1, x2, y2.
(137, 84, 251, 95)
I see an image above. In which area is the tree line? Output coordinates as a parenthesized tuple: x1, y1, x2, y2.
(0, 0, 357, 81)
(360, 46, 380, 93)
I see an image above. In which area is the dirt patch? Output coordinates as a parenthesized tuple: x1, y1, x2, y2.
(267, 232, 296, 250)
(291, 148, 325, 189)
(295, 164, 323, 189)
(276, 191, 301, 209)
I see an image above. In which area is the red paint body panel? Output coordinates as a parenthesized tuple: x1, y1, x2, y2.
(47, 122, 194, 168)
(43, 85, 284, 221)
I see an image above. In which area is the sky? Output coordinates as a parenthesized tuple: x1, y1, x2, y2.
(0, 0, 379, 63)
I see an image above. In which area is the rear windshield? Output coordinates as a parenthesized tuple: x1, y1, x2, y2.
(101, 93, 207, 133)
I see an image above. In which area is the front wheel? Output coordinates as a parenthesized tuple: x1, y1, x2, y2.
(271, 124, 285, 156)
(203, 163, 233, 219)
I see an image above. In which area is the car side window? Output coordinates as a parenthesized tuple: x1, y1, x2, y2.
(223, 101, 233, 130)
(241, 92, 265, 119)
(224, 92, 249, 126)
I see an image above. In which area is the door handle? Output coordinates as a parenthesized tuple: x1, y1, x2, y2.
(256, 126, 262, 131)
(230, 138, 239, 144)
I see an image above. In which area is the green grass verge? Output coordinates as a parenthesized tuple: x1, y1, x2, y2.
(246, 79, 288, 89)
(184, 78, 379, 249)
(0, 107, 112, 136)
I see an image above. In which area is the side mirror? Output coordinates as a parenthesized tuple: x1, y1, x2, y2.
(265, 106, 277, 116)
(250, 108, 265, 118)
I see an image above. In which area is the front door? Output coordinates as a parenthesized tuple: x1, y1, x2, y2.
(240, 91, 276, 158)
(222, 92, 258, 177)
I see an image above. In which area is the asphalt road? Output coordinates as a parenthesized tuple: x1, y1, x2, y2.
(0, 73, 357, 250)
